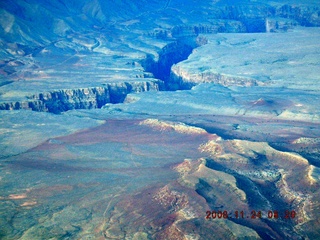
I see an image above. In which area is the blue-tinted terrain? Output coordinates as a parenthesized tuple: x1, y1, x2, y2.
(0, 0, 320, 239)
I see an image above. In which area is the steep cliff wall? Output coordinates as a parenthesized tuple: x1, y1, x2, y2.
(169, 66, 258, 90)
(0, 80, 164, 113)
(140, 40, 196, 87)
(217, 3, 320, 32)
(148, 21, 246, 39)
(147, 3, 320, 39)
(276, 4, 320, 27)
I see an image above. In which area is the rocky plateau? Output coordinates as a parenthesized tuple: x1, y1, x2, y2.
(0, 0, 320, 239)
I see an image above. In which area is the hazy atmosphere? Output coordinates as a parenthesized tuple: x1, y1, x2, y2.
(0, 0, 320, 239)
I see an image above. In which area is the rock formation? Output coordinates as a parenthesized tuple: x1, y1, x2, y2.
(0, 80, 163, 113)
(0, 0, 320, 239)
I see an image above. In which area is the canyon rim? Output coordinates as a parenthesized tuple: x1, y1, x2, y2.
(0, 0, 320, 239)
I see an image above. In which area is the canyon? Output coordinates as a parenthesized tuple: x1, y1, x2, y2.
(1, 0, 320, 113)
(0, 0, 320, 239)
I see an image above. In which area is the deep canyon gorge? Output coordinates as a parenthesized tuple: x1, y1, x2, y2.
(0, 0, 320, 239)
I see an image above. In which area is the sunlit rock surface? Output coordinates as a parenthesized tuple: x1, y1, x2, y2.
(0, 0, 320, 239)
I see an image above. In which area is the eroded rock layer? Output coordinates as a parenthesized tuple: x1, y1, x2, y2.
(1, 0, 320, 239)
(98, 119, 320, 239)
(0, 80, 163, 113)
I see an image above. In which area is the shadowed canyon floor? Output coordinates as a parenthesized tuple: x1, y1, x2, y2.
(1, 0, 320, 239)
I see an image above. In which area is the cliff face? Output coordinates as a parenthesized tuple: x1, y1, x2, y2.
(216, 3, 320, 32)
(141, 41, 196, 86)
(276, 4, 320, 27)
(0, 80, 164, 114)
(169, 66, 258, 90)
(149, 21, 246, 39)
(266, 18, 298, 32)
(147, 3, 320, 39)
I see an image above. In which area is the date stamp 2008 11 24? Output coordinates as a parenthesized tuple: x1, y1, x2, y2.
(206, 210, 296, 220)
